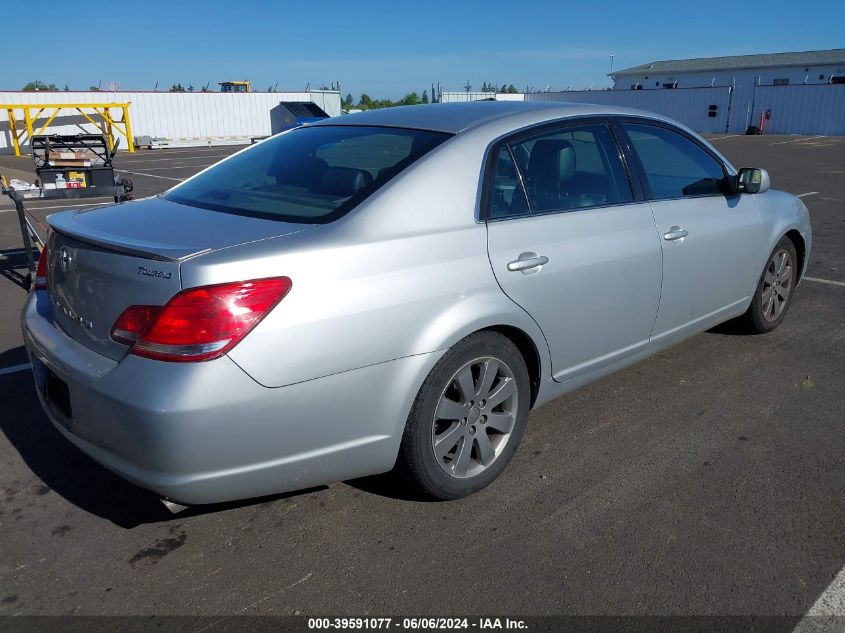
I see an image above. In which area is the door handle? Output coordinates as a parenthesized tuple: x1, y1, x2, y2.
(663, 226, 689, 241)
(507, 254, 549, 273)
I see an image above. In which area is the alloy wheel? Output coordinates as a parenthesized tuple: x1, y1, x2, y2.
(430, 356, 518, 479)
(762, 249, 793, 322)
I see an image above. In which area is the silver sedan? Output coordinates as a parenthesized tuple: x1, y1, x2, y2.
(22, 102, 812, 505)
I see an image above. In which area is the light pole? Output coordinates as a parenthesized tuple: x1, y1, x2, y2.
(610, 54, 614, 75)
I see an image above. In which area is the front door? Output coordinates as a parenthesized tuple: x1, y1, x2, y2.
(618, 121, 765, 341)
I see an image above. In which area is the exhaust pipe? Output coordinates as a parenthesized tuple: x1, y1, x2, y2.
(161, 498, 189, 514)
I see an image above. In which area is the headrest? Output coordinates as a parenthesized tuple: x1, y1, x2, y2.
(526, 139, 576, 182)
(320, 167, 372, 197)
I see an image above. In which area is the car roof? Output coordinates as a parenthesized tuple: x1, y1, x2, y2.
(310, 101, 669, 135)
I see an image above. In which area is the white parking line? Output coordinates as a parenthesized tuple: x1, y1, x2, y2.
(708, 134, 745, 140)
(806, 565, 845, 615)
(793, 566, 845, 632)
(805, 277, 845, 288)
(0, 363, 31, 376)
(116, 169, 185, 182)
(116, 153, 233, 165)
(797, 192, 820, 198)
(770, 136, 825, 145)
(126, 164, 213, 171)
(131, 147, 241, 155)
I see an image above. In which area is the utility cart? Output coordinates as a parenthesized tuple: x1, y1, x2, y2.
(1, 133, 133, 288)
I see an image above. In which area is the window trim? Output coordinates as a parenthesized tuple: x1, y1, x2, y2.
(612, 117, 735, 202)
(479, 116, 641, 222)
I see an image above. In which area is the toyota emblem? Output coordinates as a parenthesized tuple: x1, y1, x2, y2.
(57, 246, 73, 273)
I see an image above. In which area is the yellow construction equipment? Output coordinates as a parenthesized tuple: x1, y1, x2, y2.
(0, 102, 135, 157)
(219, 80, 251, 93)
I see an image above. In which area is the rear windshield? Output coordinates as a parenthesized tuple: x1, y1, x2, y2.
(165, 125, 451, 223)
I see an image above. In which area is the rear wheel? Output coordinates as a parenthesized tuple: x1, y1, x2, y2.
(738, 236, 798, 333)
(395, 332, 530, 500)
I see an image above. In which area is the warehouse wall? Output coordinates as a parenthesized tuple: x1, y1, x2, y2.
(438, 92, 525, 102)
(525, 85, 845, 135)
(0, 90, 342, 153)
(751, 84, 845, 135)
(526, 87, 733, 134)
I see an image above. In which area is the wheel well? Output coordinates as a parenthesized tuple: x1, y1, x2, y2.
(785, 229, 807, 280)
(480, 325, 541, 408)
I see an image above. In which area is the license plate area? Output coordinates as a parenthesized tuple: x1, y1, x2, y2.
(45, 370, 72, 421)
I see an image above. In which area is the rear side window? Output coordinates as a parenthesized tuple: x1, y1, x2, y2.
(622, 122, 727, 199)
(165, 125, 451, 223)
(508, 123, 633, 214)
(489, 147, 529, 219)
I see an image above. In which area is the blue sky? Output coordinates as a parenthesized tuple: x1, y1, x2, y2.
(4, 0, 842, 98)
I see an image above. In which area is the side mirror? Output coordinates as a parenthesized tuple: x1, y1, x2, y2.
(736, 167, 770, 194)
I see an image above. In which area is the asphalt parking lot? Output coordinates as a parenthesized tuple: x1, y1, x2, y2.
(0, 136, 843, 620)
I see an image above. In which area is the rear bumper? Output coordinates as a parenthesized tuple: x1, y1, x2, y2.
(21, 291, 440, 505)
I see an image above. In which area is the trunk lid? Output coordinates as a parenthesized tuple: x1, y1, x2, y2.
(46, 197, 313, 360)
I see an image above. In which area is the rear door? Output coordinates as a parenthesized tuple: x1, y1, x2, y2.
(617, 120, 765, 341)
(485, 119, 663, 381)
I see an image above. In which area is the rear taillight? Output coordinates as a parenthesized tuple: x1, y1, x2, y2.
(33, 245, 49, 291)
(110, 277, 291, 362)
(110, 305, 161, 345)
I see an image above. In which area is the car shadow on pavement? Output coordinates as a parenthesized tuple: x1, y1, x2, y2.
(344, 472, 435, 502)
(0, 350, 324, 528)
(707, 317, 758, 336)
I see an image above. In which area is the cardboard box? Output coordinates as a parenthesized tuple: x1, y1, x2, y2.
(46, 149, 96, 168)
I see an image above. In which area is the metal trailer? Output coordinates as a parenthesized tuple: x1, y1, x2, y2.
(1, 133, 133, 287)
(1, 184, 132, 288)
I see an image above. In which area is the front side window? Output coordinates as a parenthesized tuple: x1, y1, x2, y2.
(622, 122, 728, 199)
(508, 123, 633, 214)
(166, 125, 450, 223)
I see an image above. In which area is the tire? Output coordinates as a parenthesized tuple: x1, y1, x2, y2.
(738, 236, 798, 333)
(395, 332, 530, 500)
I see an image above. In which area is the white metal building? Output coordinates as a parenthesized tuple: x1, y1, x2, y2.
(610, 48, 845, 92)
(0, 90, 342, 154)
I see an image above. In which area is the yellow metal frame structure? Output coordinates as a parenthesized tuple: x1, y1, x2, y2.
(1, 102, 135, 156)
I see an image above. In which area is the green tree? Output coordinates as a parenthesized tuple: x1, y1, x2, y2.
(464, 80, 472, 93)
(63, 84, 70, 91)
(89, 86, 100, 91)
(22, 80, 57, 91)
(400, 92, 420, 106)
(421, 89, 429, 104)
(358, 93, 373, 109)
(507, 84, 518, 94)
(344, 93, 354, 107)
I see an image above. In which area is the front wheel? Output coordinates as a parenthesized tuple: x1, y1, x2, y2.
(395, 332, 530, 500)
(738, 236, 798, 333)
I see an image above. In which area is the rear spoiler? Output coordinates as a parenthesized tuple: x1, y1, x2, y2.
(48, 211, 211, 262)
